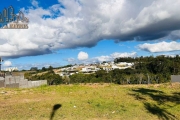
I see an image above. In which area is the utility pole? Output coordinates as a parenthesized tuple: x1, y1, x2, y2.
(0, 57, 5, 78)
(0, 57, 3, 72)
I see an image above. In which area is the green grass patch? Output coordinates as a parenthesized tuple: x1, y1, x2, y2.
(0, 83, 179, 120)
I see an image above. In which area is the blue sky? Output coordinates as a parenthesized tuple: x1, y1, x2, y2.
(1, 0, 180, 70)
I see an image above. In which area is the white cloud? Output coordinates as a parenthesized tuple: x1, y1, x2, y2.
(31, 0, 39, 8)
(67, 58, 75, 62)
(90, 52, 137, 63)
(3, 61, 12, 67)
(95, 56, 111, 62)
(66, 52, 137, 63)
(95, 52, 137, 62)
(138, 41, 180, 53)
(111, 52, 137, 59)
(78, 51, 89, 60)
(13, 62, 61, 70)
(1, 0, 180, 58)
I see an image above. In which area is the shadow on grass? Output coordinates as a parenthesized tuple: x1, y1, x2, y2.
(132, 88, 180, 104)
(144, 103, 176, 120)
(130, 88, 180, 120)
(50, 104, 62, 120)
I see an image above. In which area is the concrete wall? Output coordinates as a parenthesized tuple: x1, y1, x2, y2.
(0, 75, 47, 88)
(171, 75, 180, 83)
(6, 83, 19, 88)
(0, 80, 5, 87)
(0, 77, 4, 81)
(19, 79, 28, 88)
(26, 80, 47, 88)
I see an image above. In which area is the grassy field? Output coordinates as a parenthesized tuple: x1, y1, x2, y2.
(0, 83, 180, 120)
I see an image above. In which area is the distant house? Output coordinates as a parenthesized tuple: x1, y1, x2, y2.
(5, 67, 18, 72)
(81, 66, 100, 73)
(116, 62, 134, 67)
(103, 67, 113, 71)
(30, 67, 38, 71)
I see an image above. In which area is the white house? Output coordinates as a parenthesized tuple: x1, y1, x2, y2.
(81, 66, 100, 73)
(5, 67, 18, 72)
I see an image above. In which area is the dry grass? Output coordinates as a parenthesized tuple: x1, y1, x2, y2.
(0, 83, 179, 120)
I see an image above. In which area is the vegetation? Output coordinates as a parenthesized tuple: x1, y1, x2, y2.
(24, 66, 63, 85)
(0, 83, 179, 120)
(69, 55, 180, 84)
(55, 64, 73, 69)
(24, 55, 180, 85)
(115, 55, 180, 75)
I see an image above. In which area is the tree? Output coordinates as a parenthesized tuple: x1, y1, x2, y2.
(63, 75, 70, 84)
(102, 61, 107, 63)
(41, 72, 62, 85)
(42, 67, 46, 71)
(136, 73, 144, 84)
(51, 74, 63, 85)
(48, 66, 53, 71)
(124, 75, 131, 84)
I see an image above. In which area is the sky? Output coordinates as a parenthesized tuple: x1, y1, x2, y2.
(1, 0, 180, 70)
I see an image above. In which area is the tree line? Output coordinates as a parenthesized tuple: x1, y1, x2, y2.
(69, 55, 180, 84)
(25, 55, 180, 85)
